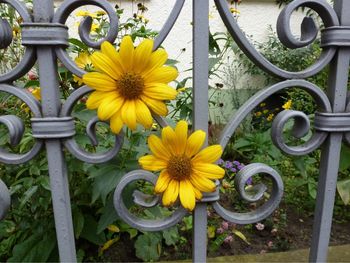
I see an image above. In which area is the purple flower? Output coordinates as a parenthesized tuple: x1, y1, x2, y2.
(246, 177, 253, 185)
(237, 164, 244, 170)
(255, 222, 265, 231)
(230, 168, 237, 173)
(221, 221, 229, 230)
(216, 227, 224, 234)
(217, 158, 224, 165)
(224, 235, 233, 244)
(225, 161, 233, 169)
(233, 160, 240, 166)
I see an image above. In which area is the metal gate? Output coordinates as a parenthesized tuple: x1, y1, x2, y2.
(0, 0, 348, 262)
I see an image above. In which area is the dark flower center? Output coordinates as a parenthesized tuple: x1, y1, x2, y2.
(116, 73, 144, 100)
(167, 155, 192, 180)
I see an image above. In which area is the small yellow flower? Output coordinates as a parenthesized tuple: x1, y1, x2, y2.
(22, 87, 41, 113)
(75, 22, 99, 32)
(230, 7, 240, 14)
(139, 121, 225, 211)
(82, 36, 178, 134)
(95, 10, 107, 16)
(74, 52, 92, 85)
(282, 100, 292, 110)
(267, 113, 274, 122)
(255, 111, 262, 117)
(75, 10, 98, 18)
(263, 109, 268, 114)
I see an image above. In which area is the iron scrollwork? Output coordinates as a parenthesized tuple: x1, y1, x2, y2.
(0, 0, 348, 262)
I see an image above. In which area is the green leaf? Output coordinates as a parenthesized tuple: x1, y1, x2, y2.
(97, 195, 119, 234)
(339, 145, 350, 172)
(337, 179, 350, 205)
(233, 229, 250, 245)
(8, 232, 56, 262)
(68, 38, 88, 50)
(90, 165, 123, 205)
(72, 207, 85, 239)
(80, 215, 106, 245)
(135, 233, 162, 262)
(162, 227, 179, 246)
(20, 185, 38, 209)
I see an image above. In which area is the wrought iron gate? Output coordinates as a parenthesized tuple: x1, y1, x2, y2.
(0, 0, 349, 262)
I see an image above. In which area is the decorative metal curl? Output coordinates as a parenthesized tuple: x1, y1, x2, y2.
(215, 0, 338, 79)
(0, 84, 43, 164)
(0, 179, 10, 220)
(114, 170, 187, 232)
(271, 110, 327, 156)
(53, 0, 119, 77)
(213, 163, 284, 224)
(60, 86, 123, 164)
(0, 0, 36, 83)
(219, 80, 332, 151)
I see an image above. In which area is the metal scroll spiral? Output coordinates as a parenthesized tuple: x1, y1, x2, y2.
(110, 0, 188, 231)
(55, 0, 185, 163)
(213, 80, 332, 224)
(0, 84, 43, 219)
(0, 0, 36, 82)
(212, 0, 338, 224)
(215, 0, 339, 79)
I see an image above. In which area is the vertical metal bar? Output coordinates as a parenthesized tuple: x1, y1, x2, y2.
(309, 1, 350, 262)
(192, 0, 209, 262)
(33, 0, 77, 261)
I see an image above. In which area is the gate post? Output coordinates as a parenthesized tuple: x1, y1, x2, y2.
(310, 0, 350, 261)
(32, 0, 77, 261)
(192, 0, 210, 261)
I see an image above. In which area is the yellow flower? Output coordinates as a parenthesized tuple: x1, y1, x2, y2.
(282, 100, 292, 110)
(82, 36, 178, 134)
(139, 121, 225, 211)
(230, 7, 240, 14)
(75, 21, 99, 32)
(21, 87, 41, 113)
(74, 52, 92, 85)
(255, 111, 262, 117)
(75, 10, 98, 18)
(267, 113, 274, 122)
(263, 109, 268, 114)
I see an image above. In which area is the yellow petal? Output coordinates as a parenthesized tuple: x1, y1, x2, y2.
(90, 52, 121, 80)
(121, 100, 137, 130)
(148, 134, 171, 160)
(185, 130, 206, 157)
(143, 84, 178, 100)
(144, 48, 168, 74)
(161, 126, 178, 155)
(189, 173, 216, 192)
(162, 179, 179, 206)
(110, 113, 124, 134)
(179, 180, 196, 211)
(101, 41, 125, 73)
(139, 155, 167, 171)
(97, 96, 124, 121)
(192, 145, 223, 164)
(133, 39, 154, 73)
(144, 66, 178, 83)
(141, 95, 168, 116)
(86, 91, 112, 109)
(83, 72, 116, 91)
(175, 120, 188, 155)
(193, 187, 203, 200)
(135, 99, 153, 128)
(119, 36, 134, 71)
(154, 170, 171, 193)
(193, 164, 225, 179)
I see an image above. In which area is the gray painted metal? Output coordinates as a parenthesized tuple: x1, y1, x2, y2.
(0, 0, 348, 262)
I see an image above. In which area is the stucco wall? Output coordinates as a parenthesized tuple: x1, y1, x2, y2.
(54, 0, 306, 80)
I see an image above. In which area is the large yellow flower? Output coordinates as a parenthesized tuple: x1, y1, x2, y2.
(139, 121, 225, 211)
(82, 36, 178, 134)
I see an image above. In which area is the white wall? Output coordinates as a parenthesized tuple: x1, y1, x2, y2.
(54, 0, 307, 81)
